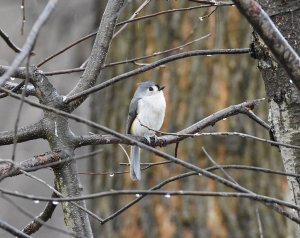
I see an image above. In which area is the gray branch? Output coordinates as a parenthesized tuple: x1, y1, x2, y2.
(0, 121, 45, 146)
(0, 81, 36, 98)
(0, 66, 31, 80)
(0, 219, 31, 238)
(66, 0, 125, 110)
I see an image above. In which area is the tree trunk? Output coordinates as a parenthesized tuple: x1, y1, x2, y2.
(255, 0, 300, 236)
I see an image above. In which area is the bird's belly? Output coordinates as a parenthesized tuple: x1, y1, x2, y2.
(132, 101, 165, 137)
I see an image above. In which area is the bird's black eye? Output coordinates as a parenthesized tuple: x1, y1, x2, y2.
(149, 87, 153, 91)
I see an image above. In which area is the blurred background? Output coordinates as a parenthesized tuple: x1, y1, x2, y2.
(0, 0, 290, 237)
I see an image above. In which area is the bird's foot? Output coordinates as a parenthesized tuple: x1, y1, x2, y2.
(144, 134, 158, 145)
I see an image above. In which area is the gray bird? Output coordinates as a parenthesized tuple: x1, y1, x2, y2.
(126, 81, 166, 181)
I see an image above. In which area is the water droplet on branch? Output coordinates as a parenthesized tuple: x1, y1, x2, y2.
(164, 194, 171, 198)
(52, 201, 59, 205)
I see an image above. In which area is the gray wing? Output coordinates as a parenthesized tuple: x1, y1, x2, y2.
(126, 97, 140, 134)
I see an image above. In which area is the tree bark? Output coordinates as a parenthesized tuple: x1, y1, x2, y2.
(254, 0, 300, 236)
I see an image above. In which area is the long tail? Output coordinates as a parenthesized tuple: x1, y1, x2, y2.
(130, 145, 141, 181)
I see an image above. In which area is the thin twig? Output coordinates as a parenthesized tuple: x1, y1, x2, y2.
(116, 3, 231, 26)
(198, 132, 300, 150)
(36, 31, 96, 67)
(202, 147, 237, 184)
(0, 0, 57, 86)
(21, 0, 26, 35)
(113, 0, 151, 38)
(0, 29, 22, 54)
(11, 51, 31, 161)
(256, 206, 264, 238)
(242, 109, 270, 130)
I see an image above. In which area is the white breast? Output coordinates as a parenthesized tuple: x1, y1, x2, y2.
(131, 91, 166, 137)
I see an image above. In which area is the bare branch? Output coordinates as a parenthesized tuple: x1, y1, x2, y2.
(116, 3, 232, 26)
(255, 206, 264, 238)
(113, 0, 152, 39)
(21, 193, 60, 235)
(0, 149, 103, 179)
(0, 120, 45, 146)
(36, 31, 96, 68)
(0, 81, 36, 98)
(21, 0, 25, 35)
(66, 0, 125, 110)
(242, 108, 270, 130)
(11, 57, 31, 161)
(202, 147, 238, 184)
(0, 151, 62, 179)
(1, 193, 70, 236)
(64, 48, 250, 103)
(0, 219, 31, 238)
(198, 132, 300, 150)
(0, 0, 57, 86)
(232, 0, 300, 90)
(0, 66, 30, 79)
(0, 28, 22, 54)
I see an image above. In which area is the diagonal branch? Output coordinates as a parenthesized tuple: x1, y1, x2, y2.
(1, 192, 63, 236)
(21, 193, 59, 235)
(0, 28, 23, 54)
(66, 0, 125, 110)
(232, 0, 300, 90)
(0, 219, 31, 238)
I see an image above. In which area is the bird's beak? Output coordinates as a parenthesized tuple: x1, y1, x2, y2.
(159, 86, 165, 91)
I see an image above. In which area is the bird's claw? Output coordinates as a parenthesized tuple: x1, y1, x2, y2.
(144, 134, 159, 144)
(144, 135, 152, 144)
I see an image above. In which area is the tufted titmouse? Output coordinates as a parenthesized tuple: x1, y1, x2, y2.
(126, 81, 166, 181)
